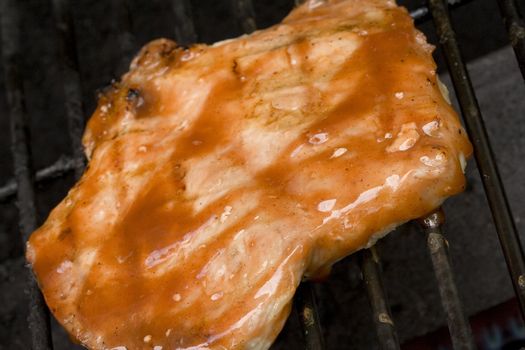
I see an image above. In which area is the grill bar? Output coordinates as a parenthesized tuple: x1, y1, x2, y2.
(428, 0, 525, 319)
(232, 0, 257, 34)
(295, 282, 325, 350)
(419, 210, 475, 350)
(0, 0, 53, 349)
(0, 156, 75, 202)
(410, 0, 474, 24)
(496, 0, 525, 79)
(52, 0, 86, 179)
(295, 0, 473, 24)
(112, 0, 137, 73)
(360, 248, 400, 350)
(172, 0, 198, 46)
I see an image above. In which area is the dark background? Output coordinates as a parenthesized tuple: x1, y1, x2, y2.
(1, 0, 524, 349)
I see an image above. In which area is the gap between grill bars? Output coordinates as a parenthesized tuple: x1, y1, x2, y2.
(1, 0, 524, 349)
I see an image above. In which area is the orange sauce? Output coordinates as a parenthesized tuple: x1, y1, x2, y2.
(28, 1, 471, 349)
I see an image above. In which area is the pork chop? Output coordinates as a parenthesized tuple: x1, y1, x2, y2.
(27, 0, 472, 349)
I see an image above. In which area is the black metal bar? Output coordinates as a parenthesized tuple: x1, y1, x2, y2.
(111, 0, 137, 74)
(171, 0, 198, 46)
(231, 0, 257, 34)
(295, 282, 325, 350)
(52, 0, 86, 180)
(418, 210, 475, 350)
(0, 1, 53, 349)
(428, 0, 525, 320)
(496, 0, 525, 79)
(360, 247, 400, 350)
(411, 0, 475, 24)
(0, 156, 75, 202)
(293, 0, 473, 24)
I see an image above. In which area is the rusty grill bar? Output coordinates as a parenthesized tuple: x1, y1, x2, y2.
(1, 0, 525, 349)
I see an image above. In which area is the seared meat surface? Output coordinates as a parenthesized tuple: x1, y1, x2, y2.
(28, 0, 471, 349)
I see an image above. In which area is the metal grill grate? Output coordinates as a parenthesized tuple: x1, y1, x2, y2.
(0, 2, 53, 349)
(1, 0, 524, 349)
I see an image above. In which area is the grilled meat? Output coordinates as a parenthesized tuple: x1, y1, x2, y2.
(28, 0, 471, 349)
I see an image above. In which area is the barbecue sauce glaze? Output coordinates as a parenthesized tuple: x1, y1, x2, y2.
(28, 1, 471, 349)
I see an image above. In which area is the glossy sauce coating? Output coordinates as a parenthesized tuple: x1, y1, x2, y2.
(28, 0, 472, 349)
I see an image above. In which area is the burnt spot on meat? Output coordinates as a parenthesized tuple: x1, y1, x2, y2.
(125, 88, 145, 112)
(126, 88, 140, 101)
